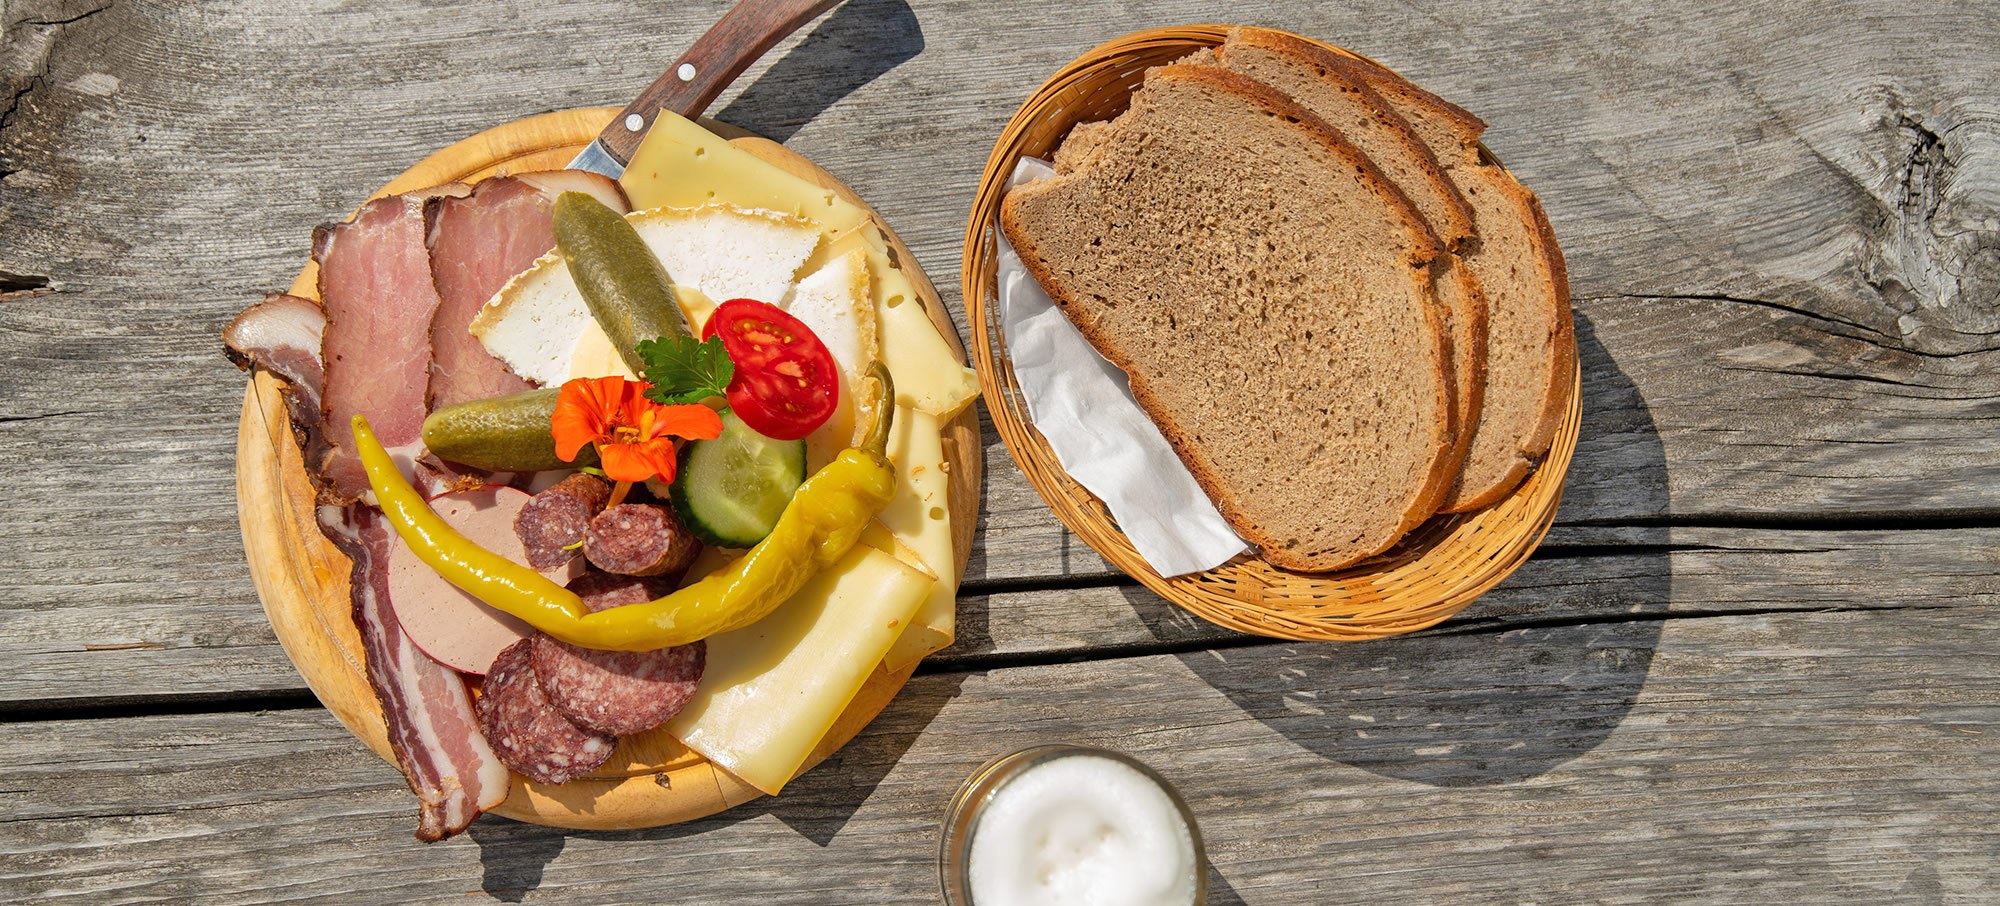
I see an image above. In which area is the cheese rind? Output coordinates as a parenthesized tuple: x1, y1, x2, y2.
(468, 251, 587, 388)
(666, 545, 933, 795)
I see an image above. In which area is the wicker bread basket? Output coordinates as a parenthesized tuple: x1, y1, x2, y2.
(960, 25, 1580, 641)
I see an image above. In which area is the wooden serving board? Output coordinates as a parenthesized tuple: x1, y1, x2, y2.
(235, 107, 983, 830)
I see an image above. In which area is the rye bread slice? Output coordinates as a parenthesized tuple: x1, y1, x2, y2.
(1321, 50, 1575, 511)
(1198, 28, 1490, 509)
(1001, 64, 1456, 572)
(1214, 30, 1477, 249)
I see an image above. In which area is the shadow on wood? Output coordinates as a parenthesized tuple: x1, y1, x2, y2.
(463, 672, 965, 899)
(712, 0, 924, 142)
(1207, 863, 1248, 905)
(1165, 310, 1671, 786)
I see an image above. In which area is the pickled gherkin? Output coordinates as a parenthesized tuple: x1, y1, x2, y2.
(422, 389, 598, 472)
(552, 191, 694, 373)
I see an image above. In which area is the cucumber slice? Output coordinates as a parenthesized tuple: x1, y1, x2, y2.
(669, 410, 807, 548)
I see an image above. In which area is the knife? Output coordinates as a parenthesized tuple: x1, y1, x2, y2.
(570, 0, 846, 179)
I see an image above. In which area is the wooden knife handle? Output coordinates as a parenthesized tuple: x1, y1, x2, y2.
(595, 0, 845, 166)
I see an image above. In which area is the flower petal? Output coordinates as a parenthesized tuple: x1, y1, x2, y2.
(597, 439, 680, 484)
(652, 403, 724, 442)
(551, 378, 611, 461)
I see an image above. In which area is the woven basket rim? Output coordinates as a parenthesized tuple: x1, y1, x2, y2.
(959, 24, 1580, 642)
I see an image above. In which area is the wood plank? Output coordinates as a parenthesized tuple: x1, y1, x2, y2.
(3, 3, 1998, 692)
(5, 511, 1995, 707)
(3, 604, 1993, 903)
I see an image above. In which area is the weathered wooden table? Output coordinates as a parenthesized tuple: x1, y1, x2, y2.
(3, 0, 1996, 902)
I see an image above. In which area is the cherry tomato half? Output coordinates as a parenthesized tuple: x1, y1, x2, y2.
(702, 298, 839, 441)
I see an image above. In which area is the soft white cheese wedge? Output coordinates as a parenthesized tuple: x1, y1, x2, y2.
(787, 248, 879, 465)
(627, 206, 820, 306)
(471, 205, 820, 384)
(467, 251, 588, 388)
(667, 545, 933, 795)
(784, 248, 875, 380)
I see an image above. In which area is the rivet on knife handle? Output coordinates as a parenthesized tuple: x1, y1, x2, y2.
(595, 0, 846, 168)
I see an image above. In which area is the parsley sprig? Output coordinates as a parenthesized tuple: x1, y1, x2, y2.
(637, 335, 734, 406)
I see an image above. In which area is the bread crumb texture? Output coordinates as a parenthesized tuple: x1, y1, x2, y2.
(1003, 65, 1451, 571)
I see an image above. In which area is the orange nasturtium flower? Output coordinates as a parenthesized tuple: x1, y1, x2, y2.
(551, 376, 723, 484)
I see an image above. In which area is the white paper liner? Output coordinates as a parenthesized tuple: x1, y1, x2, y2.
(994, 159, 1248, 576)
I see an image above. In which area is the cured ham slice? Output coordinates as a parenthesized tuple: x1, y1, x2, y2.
(426, 171, 629, 408)
(223, 293, 331, 474)
(223, 293, 327, 410)
(315, 186, 468, 502)
(320, 501, 510, 842)
(241, 174, 633, 841)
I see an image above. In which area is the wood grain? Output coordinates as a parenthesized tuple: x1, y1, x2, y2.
(3, 0, 1999, 708)
(2, 602, 1992, 903)
(1, 0, 1997, 898)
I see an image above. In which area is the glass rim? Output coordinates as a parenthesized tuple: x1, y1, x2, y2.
(937, 743, 1207, 905)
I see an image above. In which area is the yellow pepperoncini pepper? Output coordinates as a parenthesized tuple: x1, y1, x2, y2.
(355, 369, 899, 651)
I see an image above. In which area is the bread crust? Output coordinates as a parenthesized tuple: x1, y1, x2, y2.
(1001, 63, 1455, 572)
(1432, 257, 1490, 506)
(1220, 27, 1478, 250)
(1433, 161, 1572, 513)
(1211, 26, 1494, 518)
(1518, 188, 1575, 470)
(1312, 49, 1571, 513)
(1317, 47, 1489, 145)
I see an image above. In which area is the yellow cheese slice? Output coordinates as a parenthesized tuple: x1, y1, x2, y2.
(666, 545, 933, 795)
(859, 521, 937, 580)
(567, 320, 638, 381)
(880, 405, 956, 672)
(622, 113, 980, 418)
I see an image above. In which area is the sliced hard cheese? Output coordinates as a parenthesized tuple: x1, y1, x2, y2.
(666, 545, 933, 795)
(568, 319, 638, 381)
(859, 520, 938, 580)
(622, 113, 981, 418)
(622, 113, 857, 223)
(468, 250, 588, 388)
(808, 226, 982, 419)
(880, 405, 957, 672)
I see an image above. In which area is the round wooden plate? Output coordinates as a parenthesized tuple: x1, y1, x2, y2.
(961, 26, 1578, 642)
(236, 107, 982, 829)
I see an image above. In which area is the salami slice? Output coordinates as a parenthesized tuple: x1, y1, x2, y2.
(475, 639, 616, 785)
(531, 571, 706, 736)
(565, 569, 676, 610)
(514, 473, 611, 570)
(584, 502, 699, 578)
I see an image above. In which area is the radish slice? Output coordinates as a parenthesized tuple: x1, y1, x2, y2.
(388, 485, 573, 674)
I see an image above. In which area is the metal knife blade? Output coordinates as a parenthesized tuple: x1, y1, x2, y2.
(569, 0, 844, 178)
